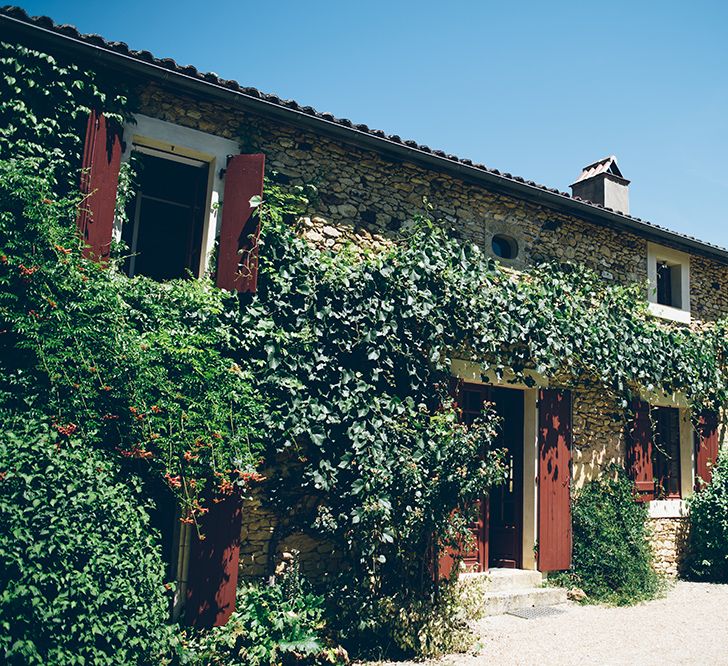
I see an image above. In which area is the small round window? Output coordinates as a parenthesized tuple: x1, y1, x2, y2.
(491, 234, 518, 259)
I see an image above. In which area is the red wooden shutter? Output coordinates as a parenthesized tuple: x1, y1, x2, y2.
(185, 493, 243, 627)
(216, 154, 265, 293)
(626, 399, 655, 502)
(538, 388, 572, 571)
(695, 410, 719, 491)
(77, 110, 123, 261)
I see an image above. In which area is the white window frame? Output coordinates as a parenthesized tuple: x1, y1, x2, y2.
(647, 242, 691, 324)
(117, 114, 240, 278)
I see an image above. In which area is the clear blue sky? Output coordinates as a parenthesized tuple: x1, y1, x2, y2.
(19, 0, 728, 247)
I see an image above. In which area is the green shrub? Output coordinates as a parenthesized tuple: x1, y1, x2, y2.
(183, 554, 347, 665)
(331, 579, 478, 659)
(0, 417, 178, 665)
(551, 467, 662, 605)
(684, 451, 728, 582)
(0, 158, 265, 518)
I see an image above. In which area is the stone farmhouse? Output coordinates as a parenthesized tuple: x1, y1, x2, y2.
(2, 5, 726, 619)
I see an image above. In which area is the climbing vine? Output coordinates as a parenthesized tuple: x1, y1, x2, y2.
(3, 35, 728, 659)
(231, 188, 728, 652)
(0, 41, 265, 524)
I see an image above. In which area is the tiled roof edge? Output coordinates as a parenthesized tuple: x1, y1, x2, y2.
(2, 5, 727, 262)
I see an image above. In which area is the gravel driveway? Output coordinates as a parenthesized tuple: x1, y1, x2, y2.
(368, 581, 728, 666)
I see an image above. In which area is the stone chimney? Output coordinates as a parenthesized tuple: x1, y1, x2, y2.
(570, 156, 630, 214)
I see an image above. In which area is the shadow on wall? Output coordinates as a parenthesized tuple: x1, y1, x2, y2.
(572, 389, 625, 489)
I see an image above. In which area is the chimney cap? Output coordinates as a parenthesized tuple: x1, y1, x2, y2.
(571, 155, 630, 187)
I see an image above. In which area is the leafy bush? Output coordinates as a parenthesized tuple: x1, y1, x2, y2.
(0, 158, 265, 519)
(328, 578, 479, 661)
(684, 451, 728, 582)
(0, 416, 177, 665)
(183, 554, 347, 665)
(551, 467, 662, 605)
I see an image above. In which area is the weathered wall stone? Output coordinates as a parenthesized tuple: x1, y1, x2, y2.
(238, 488, 344, 582)
(572, 387, 625, 488)
(238, 491, 276, 579)
(648, 517, 689, 577)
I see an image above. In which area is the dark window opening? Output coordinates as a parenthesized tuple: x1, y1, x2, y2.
(491, 234, 518, 259)
(653, 406, 681, 498)
(656, 262, 672, 306)
(123, 150, 209, 280)
(656, 260, 682, 309)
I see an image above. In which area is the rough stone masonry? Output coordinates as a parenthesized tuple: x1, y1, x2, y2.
(137, 82, 727, 579)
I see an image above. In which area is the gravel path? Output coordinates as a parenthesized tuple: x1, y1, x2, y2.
(367, 581, 728, 666)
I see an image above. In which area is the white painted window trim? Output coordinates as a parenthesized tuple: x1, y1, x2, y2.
(117, 114, 240, 278)
(648, 498, 689, 518)
(646, 242, 691, 324)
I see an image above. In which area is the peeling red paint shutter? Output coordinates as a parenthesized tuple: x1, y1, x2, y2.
(695, 410, 719, 491)
(185, 493, 243, 627)
(538, 388, 572, 571)
(627, 399, 655, 502)
(216, 154, 265, 293)
(77, 110, 123, 261)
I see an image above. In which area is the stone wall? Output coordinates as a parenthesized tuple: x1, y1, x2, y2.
(572, 387, 625, 488)
(136, 83, 728, 325)
(133, 82, 727, 577)
(237, 491, 275, 579)
(238, 490, 342, 581)
(648, 517, 689, 577)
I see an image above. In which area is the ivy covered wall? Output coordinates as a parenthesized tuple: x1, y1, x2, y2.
(126, 75, 728, 581)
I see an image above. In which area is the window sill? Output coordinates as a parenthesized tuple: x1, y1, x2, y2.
(647, 498, 688, 518)
(647, 302, 691, 325)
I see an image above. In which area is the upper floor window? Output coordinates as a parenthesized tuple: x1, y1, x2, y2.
(647, 243, 690, 324)
(123, 148, 211, 280)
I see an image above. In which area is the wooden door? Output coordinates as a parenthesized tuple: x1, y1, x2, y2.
(217, 153, 265, 293)
(537, 388, 572, 571)
(488, 387, 524, 568)
(77, 110, 122, 262)
(185, 493, 244, 627)
(458, 384, 489, 572)
(627, 399, 655, 501)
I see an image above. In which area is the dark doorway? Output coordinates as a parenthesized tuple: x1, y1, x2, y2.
(488, 387, 524, 568)
(457, 383, 524, 571)
(124, 149, 209, 280)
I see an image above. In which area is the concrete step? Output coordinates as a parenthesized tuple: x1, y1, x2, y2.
(479, 586, 568, 617)
(470, 567, 544, 592)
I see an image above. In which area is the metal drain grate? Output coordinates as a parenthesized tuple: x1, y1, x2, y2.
(507, 605, 566, 620)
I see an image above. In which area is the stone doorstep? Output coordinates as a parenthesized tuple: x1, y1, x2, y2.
(461, 567, 545, 592)
(478, 587, 569, 617)
(459, 568, 568, 617)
